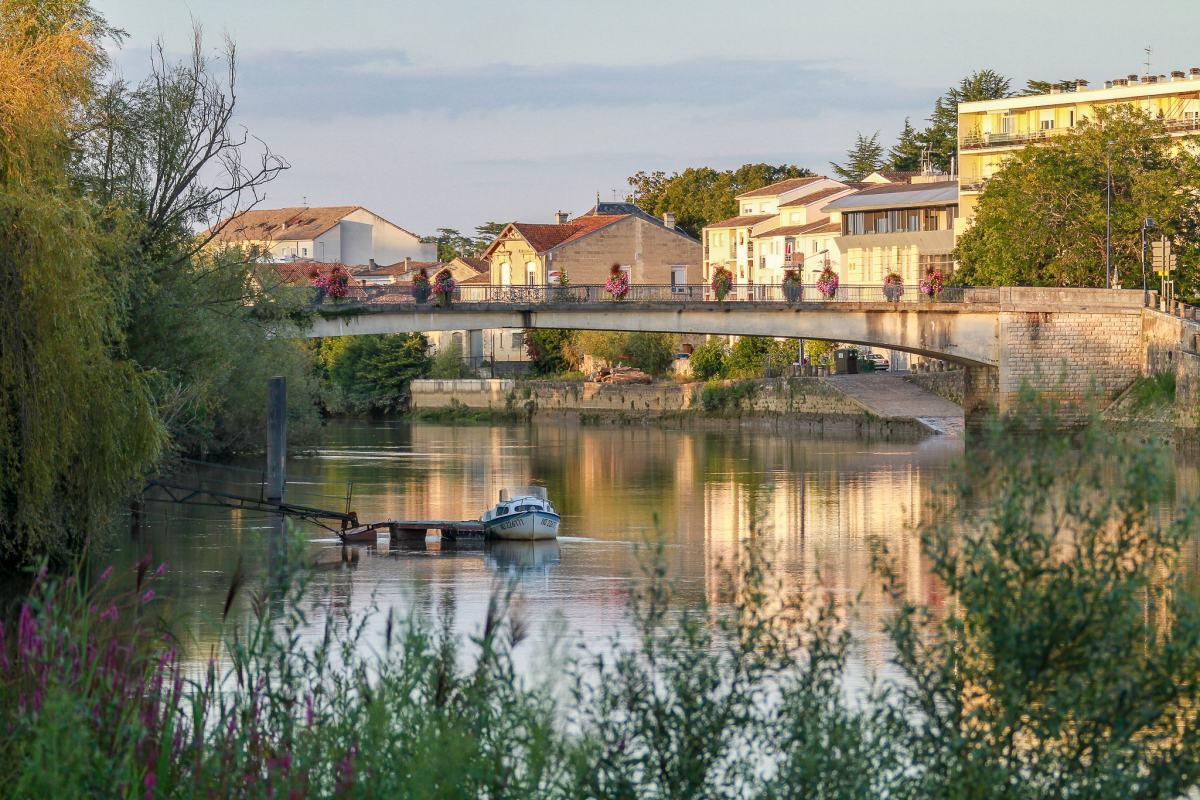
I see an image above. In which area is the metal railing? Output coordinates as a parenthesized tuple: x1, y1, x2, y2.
(325, 283, 1001, 307)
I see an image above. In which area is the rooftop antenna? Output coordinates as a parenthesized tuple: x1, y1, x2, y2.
(1144, 45, 1152, 77)
(596, 191, 601, 204)
(302, 195, 308, 208)
(611, 188, 618, 201)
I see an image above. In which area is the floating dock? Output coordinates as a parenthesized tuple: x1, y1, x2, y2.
(339, 519, 487, 544)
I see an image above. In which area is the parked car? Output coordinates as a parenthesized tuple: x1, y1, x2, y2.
(864, 352, 890, 371)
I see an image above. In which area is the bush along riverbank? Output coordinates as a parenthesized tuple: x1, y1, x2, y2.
(5, 404, 1200, 798)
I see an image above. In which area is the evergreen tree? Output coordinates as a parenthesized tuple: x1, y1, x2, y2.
(888, 117, 923, 172)
(918, 69, 1012, 172)
(831, 132, 884, 182)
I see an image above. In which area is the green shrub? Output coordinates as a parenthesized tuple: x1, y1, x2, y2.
(689, 339, 728, 380)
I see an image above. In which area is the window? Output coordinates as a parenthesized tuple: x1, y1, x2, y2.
(525, 261, 538, 285)
(1067, 110, 1076, 127)
(510, 332, 524, 350)
(500, 262, 512, 285)
(670, 266, 686, 292)
(301, 247, 308, 257)
(1041, 119, 1055, 130)
(742, 206, 754, 214)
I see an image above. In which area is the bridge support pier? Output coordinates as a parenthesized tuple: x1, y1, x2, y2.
(963, 365, 999, 435)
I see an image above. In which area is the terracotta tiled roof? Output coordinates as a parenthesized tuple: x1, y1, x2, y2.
(512, 215, 625, 253)
(778, 187, 853, 207)
(706, 213, 774, 229)
(754, 220, 841, 238)
(734, 176, 822, 199)
(459, 270, 492, 284)
(211, 206, 361, 243)
(457, 256, 490, 272)
(363, 259, 439, 278)
(259, 261, 356, 285)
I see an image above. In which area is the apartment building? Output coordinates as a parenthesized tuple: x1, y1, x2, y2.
(821, 179, 959, 285)
(702, 176, 850, 286)
(208, 205, 434, 265)
(957, 67, 1200, 223)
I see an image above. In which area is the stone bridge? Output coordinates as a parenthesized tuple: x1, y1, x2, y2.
(302, 286, 1157, 428)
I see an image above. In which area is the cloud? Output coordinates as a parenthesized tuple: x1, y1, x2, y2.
(114, 47, 936, 121)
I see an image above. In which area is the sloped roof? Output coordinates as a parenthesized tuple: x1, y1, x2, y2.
(755, 220, 841, 238)
(778, 187, 853, 208)
(459, 270, 492, 285)
(822, 181, 959, 211)
(735, 176, 822, 199)
(707, 213, 774, 229)
(510, 215, 626, 253)
(578, 202, 700, 242)
(211, 206, 361, 243)
(260, 261, 358, 285)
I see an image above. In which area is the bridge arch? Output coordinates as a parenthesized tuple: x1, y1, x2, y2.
(302, 302, 1001, 367)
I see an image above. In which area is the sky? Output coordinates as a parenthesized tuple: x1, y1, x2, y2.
(95, 0, 1200, 236)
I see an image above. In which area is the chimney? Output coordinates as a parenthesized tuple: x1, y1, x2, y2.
(1146, 75, 1159, 84)
(1172, 70, 1186, 80)
(555, 210, 569, 224)
(1104, 80, 1114, 89)
(663, 211, 676, 230)
(368, 258, 377, 269)
(1050, 83, 1062, 94)
(1075, 78, 1089, 89)
(404, 256, 412, 270)
(1191, 67, 1200, 78)
(1128, 73, 1140, 83)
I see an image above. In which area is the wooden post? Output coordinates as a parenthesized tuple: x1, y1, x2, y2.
(266, 376, 286, 502)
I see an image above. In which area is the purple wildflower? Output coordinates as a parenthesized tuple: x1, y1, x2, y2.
(141, 590, 155, 604)
(99, 565, 113, 581)
(143, 770, 156, 800)
(154, 562, 167, 577)
(99, 605, 119, 622)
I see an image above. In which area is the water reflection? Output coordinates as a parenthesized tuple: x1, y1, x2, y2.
(124, 419, 974, 668)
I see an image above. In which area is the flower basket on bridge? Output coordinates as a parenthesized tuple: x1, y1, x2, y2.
(432, 269, 457, 307)
(312, 265, 350, 303)
(883, 272, 904, 302)
(816, 266, 839, 299)
(605, 263, 630, 301)
(919, 268, 945, 300)
(711, 266, 734, 301)
(782, 269, 803, 302)
(411, 268, 431, 304)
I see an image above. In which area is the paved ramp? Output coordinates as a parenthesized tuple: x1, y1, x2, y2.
(823, 373, 964, 435)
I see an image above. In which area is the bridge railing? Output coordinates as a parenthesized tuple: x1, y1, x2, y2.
(340, 283, 1002, 306)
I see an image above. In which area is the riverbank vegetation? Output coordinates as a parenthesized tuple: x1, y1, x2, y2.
(3, 406, 1198, 797)
(0, 0, 322, 563)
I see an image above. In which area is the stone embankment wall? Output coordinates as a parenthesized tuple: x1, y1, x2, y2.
(905, 371, 965, 406)
(1140, 307, 1200, 437)
(410, 378, 863, 416)
(997, 290, 1144, 412)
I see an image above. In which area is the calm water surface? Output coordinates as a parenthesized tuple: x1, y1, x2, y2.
(122, 420, 1003, 668)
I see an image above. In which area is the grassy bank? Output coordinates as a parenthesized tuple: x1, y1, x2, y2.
(4, 407, 1200, 798)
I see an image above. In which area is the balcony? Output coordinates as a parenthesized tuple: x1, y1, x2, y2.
(960, 129, 1062, 151)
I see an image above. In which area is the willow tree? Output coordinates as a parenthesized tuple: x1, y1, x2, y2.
(0, 0, 161, 562)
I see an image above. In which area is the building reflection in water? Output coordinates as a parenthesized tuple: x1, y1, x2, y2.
(118, 419, 1185, 674)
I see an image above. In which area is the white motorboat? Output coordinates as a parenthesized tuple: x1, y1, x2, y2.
(481, 486, 560, 541)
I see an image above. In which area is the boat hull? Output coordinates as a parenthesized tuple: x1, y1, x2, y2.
(485, 510, 560, 541)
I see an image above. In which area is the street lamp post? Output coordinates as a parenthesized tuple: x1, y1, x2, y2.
(1106, 140, 1114, 288)
(1141, 217, 1154, 305)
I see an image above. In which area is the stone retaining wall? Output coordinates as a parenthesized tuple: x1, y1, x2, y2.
(410, 377, 866, 417)
(905, 370, 965, 405)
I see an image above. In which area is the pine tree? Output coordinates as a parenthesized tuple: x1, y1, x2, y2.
(830, 132, 884, 182)
(888, 118, 923, 172)
(918, 69, 1012, 172)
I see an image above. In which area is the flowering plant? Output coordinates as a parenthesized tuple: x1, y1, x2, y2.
(782, 269, 803, 301)
(816, 266, 839, 299)
(312, 265, 350, 302)
(919, 268, 944, 299)
(432, 268, 456, 306)
(710, 266, 734, 301)
(882, 271, 904, 302)
(604, 263, 629, 301)
(411, 268, 431, 303)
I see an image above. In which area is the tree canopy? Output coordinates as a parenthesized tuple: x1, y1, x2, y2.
(832, 132, 885, 182)
(628, 163, 814, 237)
(955, 106, 1200, 294)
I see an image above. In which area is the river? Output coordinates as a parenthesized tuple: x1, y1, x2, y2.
(118, 419, 1194, 673)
